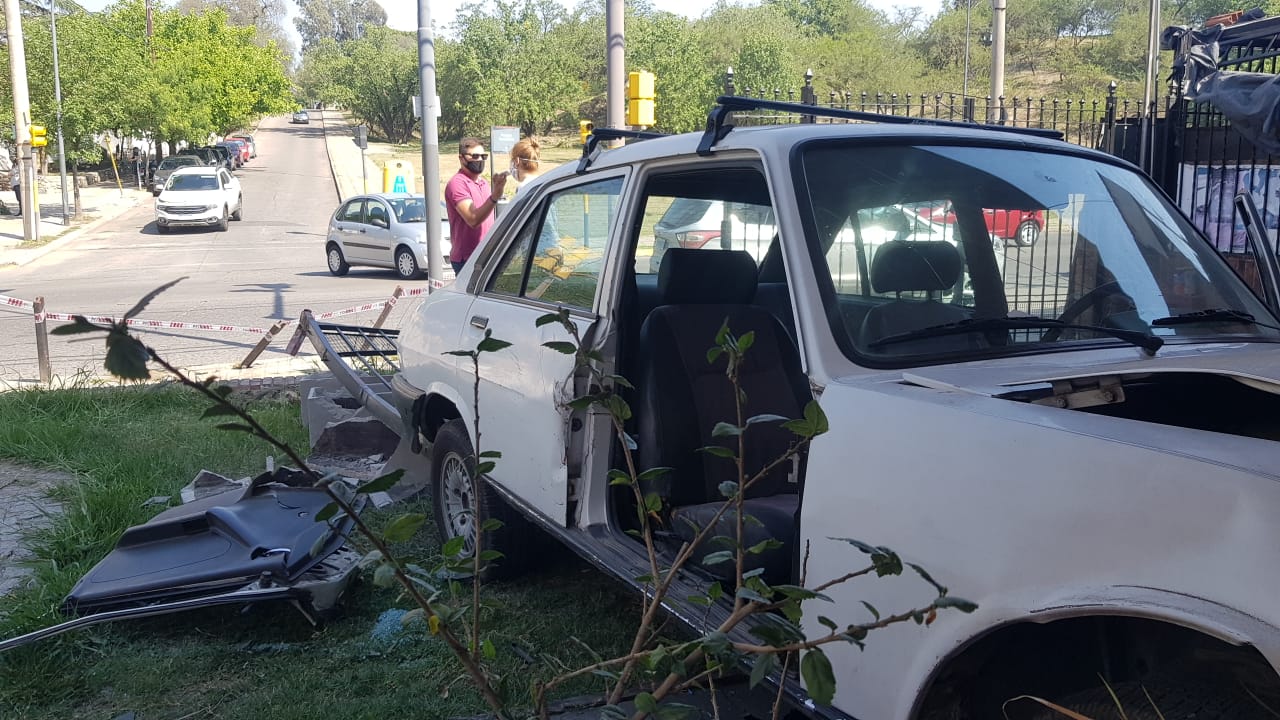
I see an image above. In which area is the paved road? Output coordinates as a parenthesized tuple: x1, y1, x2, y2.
(0, 116, 422, 385)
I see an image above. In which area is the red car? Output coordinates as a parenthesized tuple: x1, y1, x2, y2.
(919, 202, 1043, 246)
(224, 138, 250, 164)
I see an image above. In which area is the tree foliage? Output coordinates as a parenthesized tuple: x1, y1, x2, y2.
(294, 0, 387, 51)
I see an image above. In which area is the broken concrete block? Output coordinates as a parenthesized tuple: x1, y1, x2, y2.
(179, 469, 249, 504)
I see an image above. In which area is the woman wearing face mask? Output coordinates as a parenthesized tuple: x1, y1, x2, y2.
(507, 137, 543, 196)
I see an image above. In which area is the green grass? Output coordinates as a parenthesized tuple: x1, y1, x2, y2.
(0, 384, 637, 718)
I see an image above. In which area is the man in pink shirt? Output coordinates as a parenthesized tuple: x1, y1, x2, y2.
(445, 137, 508, 274)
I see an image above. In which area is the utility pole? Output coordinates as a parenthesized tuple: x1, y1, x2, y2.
(5, 0, 39, 242)
(606, 0, 624, 137)
(963, 0, 972, 99)
(1139, 0, 1161, 171)
(50, 0, 70, 224)
(989, 0, 1007, 123)
(417, 0, 443, 289)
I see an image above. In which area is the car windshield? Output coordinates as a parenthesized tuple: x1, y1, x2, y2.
(159, 157, 198, 170)
(167, 174, 219, 191)
(797, 142, 1280, 364)
(388, 198, 426, 223)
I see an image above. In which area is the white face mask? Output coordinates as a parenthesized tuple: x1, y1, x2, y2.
(509, 163, 520, 180)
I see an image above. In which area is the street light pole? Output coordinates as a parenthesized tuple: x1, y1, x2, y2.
(417, 0, 443, 289)
(989, 0, 1007, 123)
(5, 0, 39, 243)
(50, 0, 70, 224)
(963, 0, 972, 99)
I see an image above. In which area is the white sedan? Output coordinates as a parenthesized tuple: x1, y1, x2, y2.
(154, 167, 242, 233)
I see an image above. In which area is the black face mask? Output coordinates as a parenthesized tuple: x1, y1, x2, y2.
(465, 159, 485, 174)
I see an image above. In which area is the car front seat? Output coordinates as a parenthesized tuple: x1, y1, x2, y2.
(636, 248, 811, 584)
(857, 240, 972, 352)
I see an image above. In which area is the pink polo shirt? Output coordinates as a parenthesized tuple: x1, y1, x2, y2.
(444, 170, 493, 264)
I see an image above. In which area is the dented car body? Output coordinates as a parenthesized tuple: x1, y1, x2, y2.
(392, 99, 1280, 717)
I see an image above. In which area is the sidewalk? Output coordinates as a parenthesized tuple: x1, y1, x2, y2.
(0, 181, 147, 267)
(320, 109, 386, 200)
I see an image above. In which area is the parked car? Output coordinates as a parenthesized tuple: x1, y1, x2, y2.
(151, 155, 203, 196)
(175, 147, 220, 167)
(227, 133, 256, 158)
(223, 138, 250, 165)
(213, 142, 242, 169)
(154, 166, 242, 233)
(918, 202, 1046, 247)
(200, 145, 235, 171)
(291, 111, 310, 124)
(325, 194, 451, 279)
(390, 98, 1280, 719)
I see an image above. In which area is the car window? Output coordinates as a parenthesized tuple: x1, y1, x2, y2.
(635, 168, 775, 275)
(486, 177, 622, 309)
(168, 174, 219, 191)
(368, 202, 389, 227)
(340, 200, 365, 223)
(389, 198, 426, 223)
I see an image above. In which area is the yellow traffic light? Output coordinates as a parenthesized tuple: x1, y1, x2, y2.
(627, 71, 656, 127)
(579, 120, 594, 145)
(29, 125, 47, 148)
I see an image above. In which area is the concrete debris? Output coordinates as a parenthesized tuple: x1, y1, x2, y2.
(179, 469, 250, 504)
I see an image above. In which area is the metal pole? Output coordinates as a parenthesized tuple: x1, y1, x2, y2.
(606, 0, 624, 136)
(1139, 0, 1161, 171)
(360, 145, 367, 193)
(417, 0, 444, 289)
(989, 0, 1007, 124)
(50, 0, 69, 224)
(963, 0, 972, 99)
(34, 296, 51, 384)
(6, 0, 38, 243)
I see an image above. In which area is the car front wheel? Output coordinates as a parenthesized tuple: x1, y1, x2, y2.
(395, 247, 423, 279)
(217, 207, 229, 232)
(326, 244, 350, 276)
(1014, 219, 1040, 247)
(231, 196, 242, 221)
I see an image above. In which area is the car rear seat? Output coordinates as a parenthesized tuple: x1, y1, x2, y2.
(635, 248, 811, 584)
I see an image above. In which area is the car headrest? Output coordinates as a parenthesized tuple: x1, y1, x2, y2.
(870, 241, 963, 294)
(658, 249, 758, 305)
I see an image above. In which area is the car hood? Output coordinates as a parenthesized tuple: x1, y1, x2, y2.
(885, 341, 1280, 397)
(158, 189, 221, 204)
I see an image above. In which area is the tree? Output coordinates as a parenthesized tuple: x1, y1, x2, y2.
(294, 0, 387, 51)
(177, 0, 296, 62)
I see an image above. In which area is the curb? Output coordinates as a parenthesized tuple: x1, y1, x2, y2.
(0, 193, 145, 268)
(321, 110, 344, 202)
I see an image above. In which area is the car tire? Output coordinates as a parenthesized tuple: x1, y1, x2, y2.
(231, 197, 242, 221)
(326, 244, 350, 276)
(1027, 676, 1265, 720)
(430, 419, 538, 581)
(395, 246, 423, 279)
(1014, 219, 1040, 247)
(217, 207, 229, 232)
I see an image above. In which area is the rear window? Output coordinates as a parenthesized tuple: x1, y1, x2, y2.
(168, 174, 219, 191)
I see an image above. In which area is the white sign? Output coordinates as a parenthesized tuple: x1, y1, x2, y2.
(412, 95, 442, 119)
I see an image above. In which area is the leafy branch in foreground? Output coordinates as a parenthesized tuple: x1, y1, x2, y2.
(532, 310, 976, 718)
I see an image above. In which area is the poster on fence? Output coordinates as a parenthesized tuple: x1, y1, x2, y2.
(1179, 163, 1280, 253)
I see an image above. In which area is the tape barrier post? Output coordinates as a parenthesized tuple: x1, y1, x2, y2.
(372, 286, 404, 329)
(33, 296, 51, 384)
(284, 312, 309, 356)
(235, 320, 289, 369)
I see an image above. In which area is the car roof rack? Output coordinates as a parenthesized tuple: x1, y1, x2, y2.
(697, 95, 1063, 155)
(577, 127, 669, 173)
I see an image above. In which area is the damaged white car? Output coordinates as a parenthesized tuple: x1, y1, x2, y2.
(391, 97, 1280, 718)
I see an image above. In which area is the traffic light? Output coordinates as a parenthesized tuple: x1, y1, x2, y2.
(627, 71, 655, 127)
(29, 125, 47, 148)
(579, 120, 594, 145)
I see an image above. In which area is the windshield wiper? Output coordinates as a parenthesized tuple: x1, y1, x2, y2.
(868, 316, 1164, 356)
(1151, 308, 1280, 332)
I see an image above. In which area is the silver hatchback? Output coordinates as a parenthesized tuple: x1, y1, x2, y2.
(325, 193, 452, 279)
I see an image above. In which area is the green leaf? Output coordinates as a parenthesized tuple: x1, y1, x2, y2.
(718, 480, 739, 498)
(372, 562, 397, 588)
(805, 401, 829, 436)
(701, 631, 730, 657)
(401, 607, 425, 627)
(622, 432, 638, 450)
(200, 405, 238, 419)
(737, 330, 755, 352)
(773, 585, 831, 602)
(934, 596, 978, 613)
(358, 550, 383, 569)
(479, 450, 502, 459)
(860, 601, 880, 621)
(748, 538, 784, 555)
(909, 562, 946, 594)
(636, 467, 670, 484)
(357, 469, 405, 495)
(476, 460, 496, 475)
(482, 637, 497, 659)
(480, 518, 504, 532)
(736, 586, 770, 604)
(743, 567, 766, 579)
(215, 423, 256, 434)
(600, 704, 628, 720)
(605, 395, 632, 421)
(706, 346, 724, 364)
(542, 341, 577, 354)
(749, 652, 779, 688)
(211, 385, 234, 399)
(442, 536, 466, 557)
(123, 277, 188, 319)
(478, 549, 504, 564)
(817, 615, 838, 631)
(698, 445, 736, 459)
(643, 492, 663, 514)
(443, 349, 475, 357)
(50, 317, 106, 335)
(714, 319, 730, 345)
(104, 331, 151, 380)
(707, 582, 723, 602)
(383, 513, 426, 543)
(567, 395, 597, 411)
(711, 422, 742, 438)
(800, 648, 836, 706)
(534, 311, 564, 327)
(654, 702, 700, 720)
(476, 334, 512, 353)
(702, 550, 733, 566)
(634, 692, 658, 714)
(314, 502, 339, 523)
(608, 469, 633, 486)
(607, 374, 634, 389)
(746, 413, 789, 426)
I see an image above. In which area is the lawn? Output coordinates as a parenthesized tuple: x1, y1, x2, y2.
(0, 383, 636, 719)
